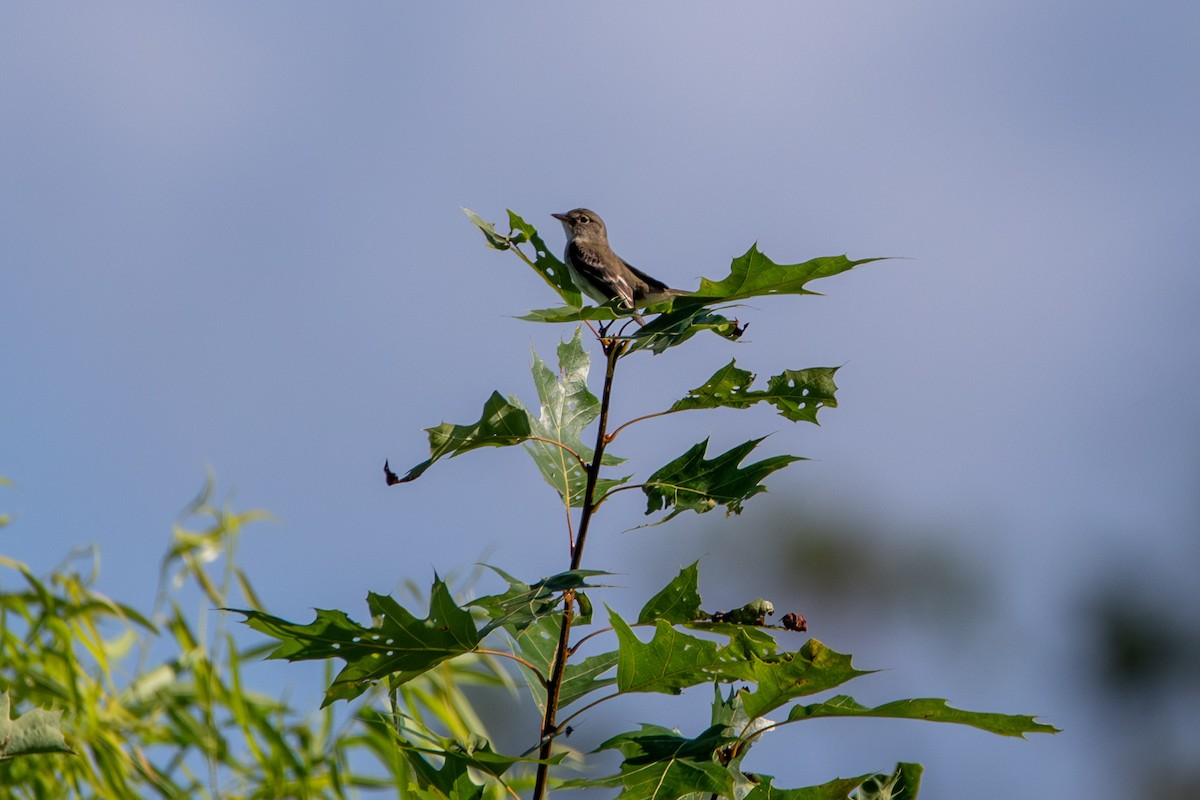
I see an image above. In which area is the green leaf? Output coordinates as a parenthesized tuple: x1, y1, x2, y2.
(855, 763, 923, 800)
(230, 576, 482, 706)
(462, 207, 512, 250)
(394, 738, 489, 800)
(740, 639, 873, 720)
(0, 691, 73, 760)
(612, 612, 758, 694)
(670, 360, 839, 424)
(740, 772, 879, 799)
(643, 438, 803, 521)
(395, 391, 532, 483)
(627, 303, 745, 354)
(564, 723, 735, 799)
(784, 695, 1060, 737)
(506, 211, 583, 307)
(689, 246, 882, 303)
(520, 328, 629, 507)
(560, 650, 619, 708)
(471, 565, 610, 633)
(637, 562, 703, 624)
(517, 304, 623, 324)
(509, 617, 617, 712)
(465, 208, 582, 306)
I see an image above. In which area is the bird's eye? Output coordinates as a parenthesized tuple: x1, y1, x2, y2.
(577, 215, 590, 225)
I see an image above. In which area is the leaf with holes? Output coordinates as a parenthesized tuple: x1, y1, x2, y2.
(465, 208, 582, 306)
(637, 562, 703, 625)
(669, 361, 839, 424)
(230, 576, 482, 706)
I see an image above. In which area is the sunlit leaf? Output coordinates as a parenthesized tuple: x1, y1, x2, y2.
(520, 329, 629, 507)
(643, 438, 802, 521)
(0, 692, 73, 760)
(784, 695, 1060, 737)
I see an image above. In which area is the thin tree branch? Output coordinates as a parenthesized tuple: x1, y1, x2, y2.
(532, 337, 624, 800)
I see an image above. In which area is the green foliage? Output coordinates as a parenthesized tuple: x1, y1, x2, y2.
(358, 210, 1056, 797)
(0, 479, 514, 799)
(4, 205, 1056, 799)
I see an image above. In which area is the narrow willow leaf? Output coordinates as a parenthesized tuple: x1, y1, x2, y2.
(643, 438, 803, 521)
(740, 639, 873, 720)
(230, 577, 482, 706)
(564, 723, 734, 799)
(689, 246, 883, 303)
(637, 561, 702, 624)
(0, 692, 73, 760)
(670, 360, 839, 424)
(784, 695, 1060, 737)
(396, 391, 532, 483)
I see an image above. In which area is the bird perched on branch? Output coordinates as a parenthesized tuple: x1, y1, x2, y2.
(552, 208, 685, 325)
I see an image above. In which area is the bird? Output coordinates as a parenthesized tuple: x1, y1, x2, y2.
(552, 208, 685, 325)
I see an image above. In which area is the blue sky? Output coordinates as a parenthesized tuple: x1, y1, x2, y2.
(3, 3, 1199, 798)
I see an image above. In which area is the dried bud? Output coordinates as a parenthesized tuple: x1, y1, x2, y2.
(781, 612, 808, 632)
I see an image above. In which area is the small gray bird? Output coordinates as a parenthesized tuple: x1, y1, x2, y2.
(552, 208, 684, 325)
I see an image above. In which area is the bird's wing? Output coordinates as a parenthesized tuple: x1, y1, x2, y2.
(569, 241, 637, 308)
(621, 258, 672, 295)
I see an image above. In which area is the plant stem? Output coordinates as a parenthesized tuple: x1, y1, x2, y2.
(531, 337, 623, 800)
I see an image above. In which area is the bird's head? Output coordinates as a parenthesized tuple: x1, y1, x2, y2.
(552, 208, 607, 242)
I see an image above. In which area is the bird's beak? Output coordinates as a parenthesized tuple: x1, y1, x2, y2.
(551, 212, 569, 222)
